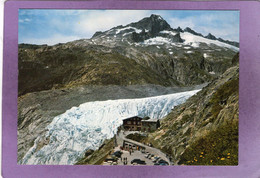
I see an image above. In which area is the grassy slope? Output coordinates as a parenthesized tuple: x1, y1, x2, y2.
(179, 119, 238, 165)
(147, 63, 239, 165)
(179, 77, 239, 165)
(18, 45, 174, 96)
(75, 138, 115, 165)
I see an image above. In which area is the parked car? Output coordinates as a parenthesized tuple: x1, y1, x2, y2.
(145, 153, 151, 158)
(141, 150, 146, 153)
(152, 157, 160, 163)
(158, 159, 169, 165)
(113, 151, 122, 158)
(137, 160, 146, 165)
(131, 159, 142, 164)
(149, 154, 155, 159)
(105, 156, 117, 162)
(152, 155, 160, 161)
(131, 159, 146, 165)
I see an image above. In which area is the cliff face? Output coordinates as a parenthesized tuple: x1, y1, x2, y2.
(147, 60, 239, 165)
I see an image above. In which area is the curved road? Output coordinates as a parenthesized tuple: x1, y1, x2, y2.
(116, 131, 172, 165)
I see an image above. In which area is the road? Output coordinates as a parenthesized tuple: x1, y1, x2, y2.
(115, 131, 172, 165)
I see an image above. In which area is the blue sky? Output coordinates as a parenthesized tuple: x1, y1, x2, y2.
(19, 10, 239, 45)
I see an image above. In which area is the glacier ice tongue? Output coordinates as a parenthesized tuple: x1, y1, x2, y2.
(20, 89, 200, 165)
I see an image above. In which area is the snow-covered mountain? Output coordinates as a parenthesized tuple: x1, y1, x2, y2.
(20, 89, 200, 165)
(74, 14, 238, 51)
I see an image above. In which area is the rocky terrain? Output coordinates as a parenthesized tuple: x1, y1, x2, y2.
(147, 54, 239, 165)
(18, 14, 239, 164)
(18, 14, 238, 96)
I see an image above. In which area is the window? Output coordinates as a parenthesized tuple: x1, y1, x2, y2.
(133, 121, 136, 124)
(127, 121, 131, 124)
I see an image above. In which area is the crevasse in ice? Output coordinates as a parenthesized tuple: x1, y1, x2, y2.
(21, 89, 200, 165)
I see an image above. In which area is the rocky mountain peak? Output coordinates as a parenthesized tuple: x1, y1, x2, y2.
(184, 27, 203, 37)
(92, 31, 103, 38)
(175, 26, 184, 33)
(149, 14, 163, 20)
(205, 33, 217, 40)
(130, 14, 172, 36)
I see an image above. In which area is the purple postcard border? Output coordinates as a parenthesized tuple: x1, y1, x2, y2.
(2, 1, 260, 178)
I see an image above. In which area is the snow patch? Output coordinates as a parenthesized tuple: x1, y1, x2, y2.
(160, 30, 177, 36)
(142, 37, 171, 45)
(203, 53, 209, 58)
(180, 32, 239, 51)
(122, 32, 132, 37)
(115, 26, 133, 34)
(169, 52, 173, 54)
(116, 26, 142, 35)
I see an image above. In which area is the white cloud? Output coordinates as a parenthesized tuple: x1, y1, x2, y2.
(24, 18, 31, 22)
(169, 17, 195, 29)
(19, 18, 31, 23)
(197, 25, 239, 41)
(168, 13, 239, 42)
(19, 34, 81, 45)
(74, 10, 152, 37)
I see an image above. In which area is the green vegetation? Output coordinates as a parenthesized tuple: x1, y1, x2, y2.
(75, 138, 115, 165)
(179, 76, 239, 165)
(126, 133, 148, 143)
(180, 114, 193, 125)
(210, 77, 239, 119)
(179, 120, 238, 165)
(19, 46, 174, 95)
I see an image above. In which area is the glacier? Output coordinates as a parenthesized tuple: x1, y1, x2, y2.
(20, 89, 200, 165)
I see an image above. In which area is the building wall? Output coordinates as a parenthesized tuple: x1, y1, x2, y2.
(123, 117, 142, 131)
(123, 117, 160, 132)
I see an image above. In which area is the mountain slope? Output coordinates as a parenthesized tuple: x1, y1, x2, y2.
(18, 45, 175, 95)
(19, 14, 239, 96)
(147, 55, 239, 165)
